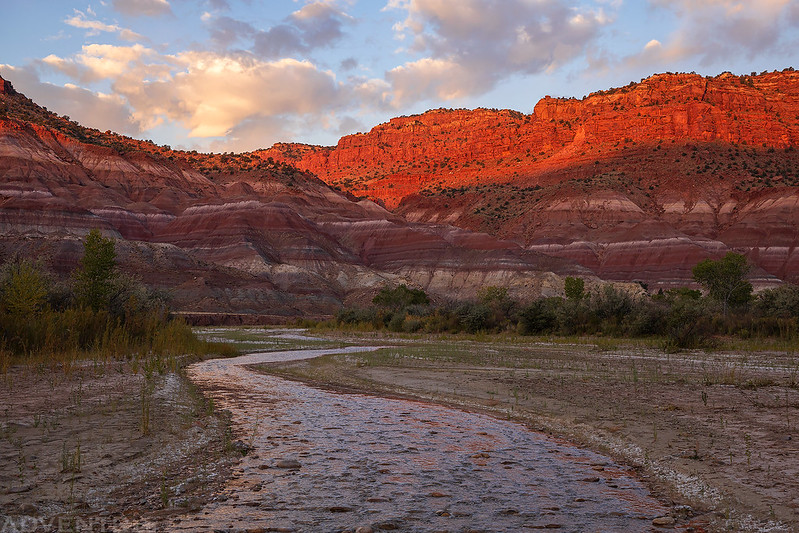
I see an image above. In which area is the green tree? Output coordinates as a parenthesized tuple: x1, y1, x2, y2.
(0, 259, 49, 317)
(692, 252, 753, 315)
(74, 229, 117, 311)
(564, 276, 585, 300)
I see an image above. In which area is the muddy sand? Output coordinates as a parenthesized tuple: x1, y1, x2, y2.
(0, 359, 237, 532)
(259, 336, 799, 532)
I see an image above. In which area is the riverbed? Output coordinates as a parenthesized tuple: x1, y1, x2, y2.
(173, 346, 669, 532)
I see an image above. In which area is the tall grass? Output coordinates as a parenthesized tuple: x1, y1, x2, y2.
(0, 307, 235, 369)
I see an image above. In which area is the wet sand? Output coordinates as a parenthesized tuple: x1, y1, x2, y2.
(260, 337, 799, 532)
(0, 361, 236, 532)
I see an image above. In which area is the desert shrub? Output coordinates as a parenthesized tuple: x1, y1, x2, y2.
(0, 232, 220, 362)
(0, 258, 49, 318)
(754, 284, 799, 318)
(387, 312, 406, 332)
(459, 303, 492, 333)
(373, 284, 429, 309)
(517, 298, 559, 335)
(662, 297, 715, 352)
(335, 307, 378, 327)
(623, 298, 669, 337)
(692, 252, 753, 315)
(589, 284, 634, 335)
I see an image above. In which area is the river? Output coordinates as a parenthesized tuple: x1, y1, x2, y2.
(178, 347, 668, 532)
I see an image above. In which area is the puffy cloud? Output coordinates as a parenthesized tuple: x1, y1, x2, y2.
(385, 0, 609, 104)
(625, 0, 797, 68)
(64, 10, 144, 41)
(208, 115, 296, 152)
(0, 64, 142, 136)
(83, 51, 343, 138)
(111, 0, 173, 17)
(40, 44, 162, 84)
(206, 1, 352, 59)
(207, 15, 256, 48)
(289, 2, 350, 48)
(25, 34, 392, 149)
(387, 58, 479, 105)
(164, 54, 342, 138)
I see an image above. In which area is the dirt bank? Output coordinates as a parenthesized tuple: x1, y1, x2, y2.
(257, 336, 799, 532)
(0, 359, 237, 532)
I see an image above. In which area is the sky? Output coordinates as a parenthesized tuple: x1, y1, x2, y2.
(2, 0, 798, 153)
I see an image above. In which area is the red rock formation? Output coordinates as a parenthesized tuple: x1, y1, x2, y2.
(0, 76, 587, 317)
(256, 69, 799, 287)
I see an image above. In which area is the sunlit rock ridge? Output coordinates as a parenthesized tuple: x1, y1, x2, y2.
(261, 69, 799, 289)
(0, 74, 586, 319)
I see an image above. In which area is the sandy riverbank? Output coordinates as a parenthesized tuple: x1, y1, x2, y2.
(0, 360, 237, 532)
(255, 336, 799, 532)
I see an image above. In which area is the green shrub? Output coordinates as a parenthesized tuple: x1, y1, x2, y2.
(518, 298, 559, 335)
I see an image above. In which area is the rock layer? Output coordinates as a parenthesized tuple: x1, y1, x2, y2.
(0, 75, 587, 317)
(257, 70, 799, 287)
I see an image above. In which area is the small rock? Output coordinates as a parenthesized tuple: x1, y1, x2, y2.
(18, 503, 38, 515)
(355, 527, 374, 533)
(471, 452, 491, 459)
(329, 506, 353, 513)
(429, 492, 448, 498)
(435, 509, 450, 517)
(275, 459, 302, 469)
(652, 516, 676, 527)
(231, 440, 252, 456)
(581, 477, 600, 483)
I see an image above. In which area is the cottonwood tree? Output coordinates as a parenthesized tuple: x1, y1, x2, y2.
(0, 258, 48, 318)
(74, 229, 117, 311)
(692, 252, 753, 315)
(564, 277, 585, 300)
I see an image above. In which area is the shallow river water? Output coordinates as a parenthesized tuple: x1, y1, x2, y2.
(180, 347, 668, 532)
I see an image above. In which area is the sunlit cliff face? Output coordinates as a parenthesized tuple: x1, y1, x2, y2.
(1, 69, 798, 313)
(255, 70, 799, 288)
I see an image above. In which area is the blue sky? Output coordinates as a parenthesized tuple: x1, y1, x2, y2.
(2, 0, 798, 152)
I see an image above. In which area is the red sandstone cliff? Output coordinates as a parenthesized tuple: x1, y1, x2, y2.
(0, 74, 585, 317)
(256, 70, 799, 288)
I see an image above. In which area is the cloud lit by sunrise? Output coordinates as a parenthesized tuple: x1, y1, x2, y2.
(3, 0, 798, 151)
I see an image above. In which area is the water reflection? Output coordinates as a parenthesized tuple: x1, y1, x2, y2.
(181, 348, 666, 532)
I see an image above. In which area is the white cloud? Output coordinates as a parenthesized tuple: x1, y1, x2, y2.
(112, 0, 172, 17)
(205, 1, 352, 58)
(64, 10, 144, 41)
(622, 0, 797, 68)
(40, 44, 160, 84)
(387, 58, 478, 105)
(384, 0, 610, 104)
(0, 64, 142, 136)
